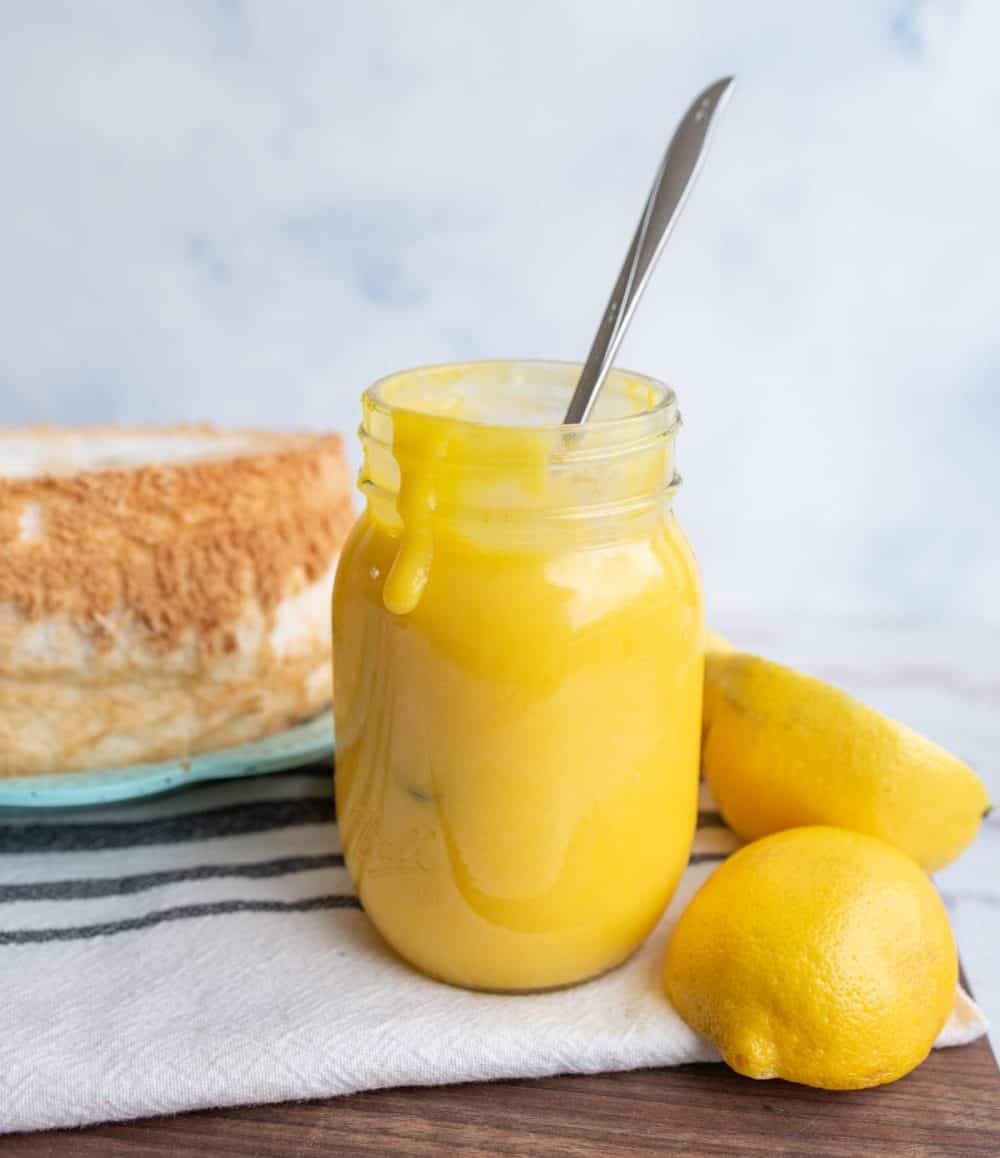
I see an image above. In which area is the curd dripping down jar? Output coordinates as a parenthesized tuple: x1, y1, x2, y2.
(333, 360, 703, 991)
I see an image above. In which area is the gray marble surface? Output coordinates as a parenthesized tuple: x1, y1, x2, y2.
(715, 613, 999, 1047)
(3, 6, 1000, 628)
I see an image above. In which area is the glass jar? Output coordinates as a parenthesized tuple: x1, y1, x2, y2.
(333, 360, 703, 991)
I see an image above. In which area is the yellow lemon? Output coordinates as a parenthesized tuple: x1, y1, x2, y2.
(702, 651, 988, 871)
(704, 629, 734, 654)
(701, 632, 735, 740)
(664, 826, 957, 1089)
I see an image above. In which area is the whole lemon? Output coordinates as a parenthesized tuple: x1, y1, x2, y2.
(703, 651, 989, 871)
(664, 826, 957, 1090)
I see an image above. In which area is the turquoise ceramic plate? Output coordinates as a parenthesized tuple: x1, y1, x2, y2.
(0, 712, 334, 809)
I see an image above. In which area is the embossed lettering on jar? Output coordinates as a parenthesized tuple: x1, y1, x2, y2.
(333, 360, 704, 991)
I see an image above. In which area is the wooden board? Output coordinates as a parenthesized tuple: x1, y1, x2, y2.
(7, 1033, 997, 1156)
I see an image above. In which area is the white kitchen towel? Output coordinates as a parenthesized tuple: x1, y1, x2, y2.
(0, 768, 987, 1134)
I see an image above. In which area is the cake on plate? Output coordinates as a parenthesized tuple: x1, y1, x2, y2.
(0, 426, 354, 777)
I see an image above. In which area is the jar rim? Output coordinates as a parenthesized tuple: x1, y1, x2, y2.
(364, 358, 677, 435)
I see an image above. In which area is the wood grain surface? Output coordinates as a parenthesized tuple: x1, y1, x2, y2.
(7, 1033, 997, 1157)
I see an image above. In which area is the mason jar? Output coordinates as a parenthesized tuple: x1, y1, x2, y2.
(333, 360, 703, 991)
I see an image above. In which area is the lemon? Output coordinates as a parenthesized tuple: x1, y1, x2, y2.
(701, 632, 735, 740)
(705, 629, 734, 654)
(702, 651, 988, 871)
(664, 826, 957, 1089)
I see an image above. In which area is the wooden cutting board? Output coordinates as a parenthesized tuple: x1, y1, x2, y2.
(7, 1032, 997, 1156)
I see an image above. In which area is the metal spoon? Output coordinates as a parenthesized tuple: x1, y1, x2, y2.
(562, 76, 735, 425)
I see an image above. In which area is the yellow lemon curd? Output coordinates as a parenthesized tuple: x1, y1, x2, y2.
(333, 361, 703, 991)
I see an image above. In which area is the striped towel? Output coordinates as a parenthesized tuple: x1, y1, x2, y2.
(0, 770, 987, 1134)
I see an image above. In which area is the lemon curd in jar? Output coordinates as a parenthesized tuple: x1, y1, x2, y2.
(333, 361, 703, 991)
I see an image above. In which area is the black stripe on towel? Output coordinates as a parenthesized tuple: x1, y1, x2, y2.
(687, 852, 728, 865)
(0, 853, 345, 903)
(0, 797, 335, 854)
(696, 811, 724, 828)
(0, 894, 362, 946)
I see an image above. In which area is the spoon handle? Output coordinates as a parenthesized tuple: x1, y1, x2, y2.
(562, 76, 735, 425)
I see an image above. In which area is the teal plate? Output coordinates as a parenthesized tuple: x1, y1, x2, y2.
(0, 712, 334, 809)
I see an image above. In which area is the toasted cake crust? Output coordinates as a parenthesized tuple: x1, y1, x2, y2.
(0, 426, 354, 776)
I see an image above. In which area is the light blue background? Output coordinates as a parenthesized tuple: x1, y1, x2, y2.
(2, 1, 998, 621)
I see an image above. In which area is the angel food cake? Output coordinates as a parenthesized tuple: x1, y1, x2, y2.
(0, 427, 353, 777)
